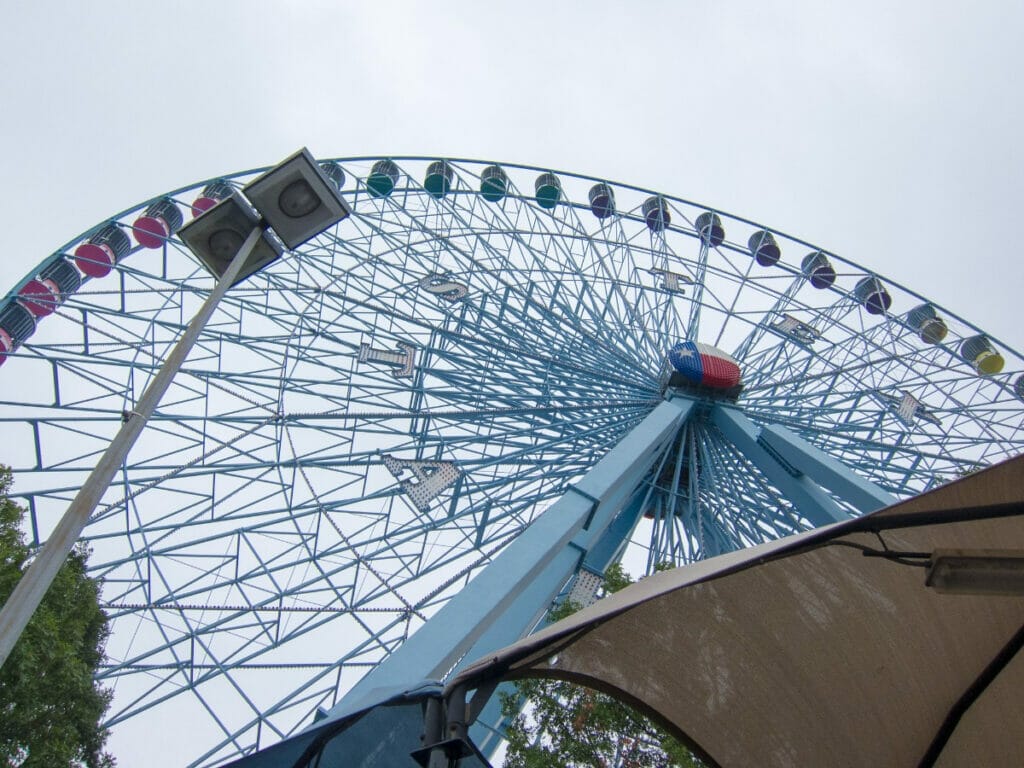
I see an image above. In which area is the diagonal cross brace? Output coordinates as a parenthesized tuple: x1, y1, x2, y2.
(757, 423, 896, 513)
(711, 405, 848, 527)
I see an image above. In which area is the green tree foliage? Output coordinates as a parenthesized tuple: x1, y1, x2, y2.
(501, 563, 705, 768)
(0, 467, 115, 768)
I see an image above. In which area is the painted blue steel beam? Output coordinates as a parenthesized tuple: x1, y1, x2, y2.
(321, 397, 695, 719)
(710, 405, 847, 527)
(458, 488, 653, 683)
(757, 423, 896, 513)
(466, 487, 655, 759)
(455, 546, 591, 759)
(578, 489, 648, 577)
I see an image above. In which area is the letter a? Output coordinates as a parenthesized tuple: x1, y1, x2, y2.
(382, 454, 462, 512)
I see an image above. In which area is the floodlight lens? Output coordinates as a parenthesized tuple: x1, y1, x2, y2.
(278, 180, 321, 219)
(208, 229, 244, 259)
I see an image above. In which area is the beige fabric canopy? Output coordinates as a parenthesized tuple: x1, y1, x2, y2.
(451, 456, 1024, 767)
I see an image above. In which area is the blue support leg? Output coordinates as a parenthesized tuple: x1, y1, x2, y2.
(710, 405, 847, 526)
(757, 423, 896, 513)
(468, 489, 653, 760)
(323, 397, 696, 718)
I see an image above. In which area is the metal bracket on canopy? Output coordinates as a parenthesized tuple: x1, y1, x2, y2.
(412, 682, 500, 768)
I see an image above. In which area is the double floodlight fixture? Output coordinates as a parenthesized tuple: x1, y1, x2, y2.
(243, 147, 350, 250)
(179, 192, 283, 286)
(179, 148, 350, 285)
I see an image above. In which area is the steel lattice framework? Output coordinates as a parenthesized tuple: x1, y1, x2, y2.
(1, 157, 1022, 766)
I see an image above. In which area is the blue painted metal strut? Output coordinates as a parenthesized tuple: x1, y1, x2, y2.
(757, 423, 897, 513)
(578, 489, 649, 579)
(265, 390, 895, 761)
(710, 405, 848, 527)
(321, 397, 695, 718)
(710, 401, 895, 523)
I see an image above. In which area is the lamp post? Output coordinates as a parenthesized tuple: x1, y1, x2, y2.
(0, 148, 350, 668)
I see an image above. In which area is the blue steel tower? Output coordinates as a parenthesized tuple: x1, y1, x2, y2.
(0, 157, 1022, 766)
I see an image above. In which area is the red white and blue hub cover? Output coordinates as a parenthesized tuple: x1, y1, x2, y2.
(668, 341, 742, 389)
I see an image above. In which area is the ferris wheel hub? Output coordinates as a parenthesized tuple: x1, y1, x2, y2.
(668, 341, 742, 390)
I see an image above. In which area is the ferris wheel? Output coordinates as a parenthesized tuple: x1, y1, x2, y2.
(1, 156, 1022, 766)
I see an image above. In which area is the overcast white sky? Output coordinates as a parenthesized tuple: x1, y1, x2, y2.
(1, 1, 1022, 351)
(2, 1, 1023, 764)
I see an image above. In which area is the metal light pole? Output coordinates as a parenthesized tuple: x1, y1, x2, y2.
(0, 148, 349, 668)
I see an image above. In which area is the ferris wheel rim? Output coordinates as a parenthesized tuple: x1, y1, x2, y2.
(1, 153, 1021, 766)
(5, 154, 1019, 358)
